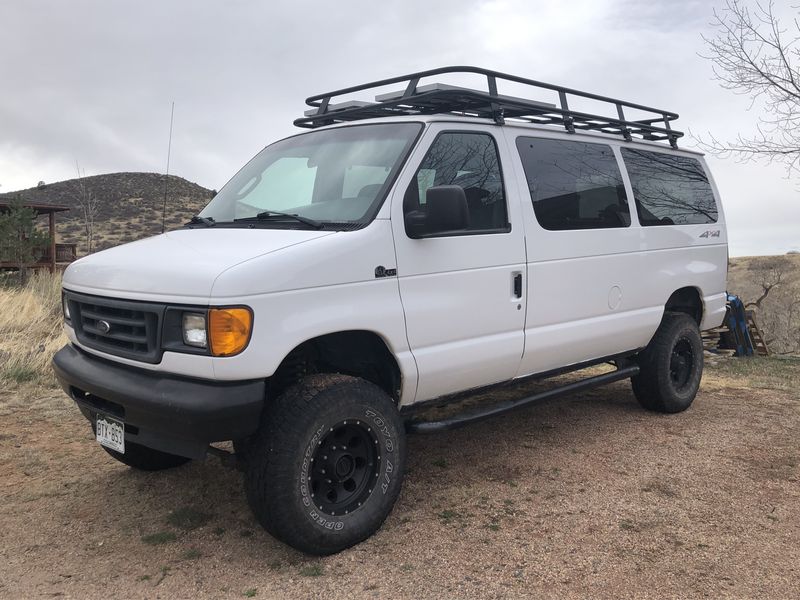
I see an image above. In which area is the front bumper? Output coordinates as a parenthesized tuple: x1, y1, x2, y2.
(52, 344, 265, 459)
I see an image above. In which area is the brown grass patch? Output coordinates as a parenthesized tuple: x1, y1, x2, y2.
(0, 271, 66, 385)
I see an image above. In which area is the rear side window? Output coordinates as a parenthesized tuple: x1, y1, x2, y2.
(621, 148, 718, 226)
(516, 137, 630, 230)
(404, 132, 508, 232)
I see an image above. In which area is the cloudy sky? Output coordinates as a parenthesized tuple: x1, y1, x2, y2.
(1, 0, 798, 256)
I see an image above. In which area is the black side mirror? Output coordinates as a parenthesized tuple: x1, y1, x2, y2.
(404, 210, 428, 239)
(404, 185, 470, 238)
(425, 185, 470, 234)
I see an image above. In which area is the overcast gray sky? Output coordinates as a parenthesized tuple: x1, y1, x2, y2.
(1, 0, 798, 256)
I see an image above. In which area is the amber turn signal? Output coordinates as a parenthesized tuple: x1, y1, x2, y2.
(208, 307, 253, 357)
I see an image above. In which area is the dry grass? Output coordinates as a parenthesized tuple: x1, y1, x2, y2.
(704, 354, 800, 392)
(0, 270, 66, 384)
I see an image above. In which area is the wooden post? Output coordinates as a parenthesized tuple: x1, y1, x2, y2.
(49, 211, 56, 274)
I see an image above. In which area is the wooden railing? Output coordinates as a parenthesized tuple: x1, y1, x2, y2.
(0, 243, 78, 270)
(52, 243, 78, 263)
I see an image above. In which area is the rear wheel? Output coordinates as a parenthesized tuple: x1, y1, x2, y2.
(632, 312, 704, 413)
(245, 374, 406, 555)
(101, 442, 190, 471)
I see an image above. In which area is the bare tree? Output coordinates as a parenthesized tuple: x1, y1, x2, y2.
(698, 1, 800, 173)
(739, 257, 800, 354)
(74, 162, 100, 254)
(745, 256, 794, 309)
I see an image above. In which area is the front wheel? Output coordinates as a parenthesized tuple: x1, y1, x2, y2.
(245, 374, 406, 555)
(632, 311, 704, 413)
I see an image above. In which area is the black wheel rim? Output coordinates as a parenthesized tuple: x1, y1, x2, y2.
(309, 420, 380, 516)
(670, 337, 694, 391)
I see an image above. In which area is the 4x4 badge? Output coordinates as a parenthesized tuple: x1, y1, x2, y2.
(699, 230, 720, 238)
(374, 266, 397, 278)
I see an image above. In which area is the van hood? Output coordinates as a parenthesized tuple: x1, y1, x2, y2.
(62, 228, 336, 301)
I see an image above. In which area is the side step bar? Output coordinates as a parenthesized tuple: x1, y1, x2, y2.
(405, 364, 640, 434)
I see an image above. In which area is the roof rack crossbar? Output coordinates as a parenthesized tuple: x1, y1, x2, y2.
(294, 66, 683, 147)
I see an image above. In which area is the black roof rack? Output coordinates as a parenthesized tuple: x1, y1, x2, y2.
(294, 66, 683, 148)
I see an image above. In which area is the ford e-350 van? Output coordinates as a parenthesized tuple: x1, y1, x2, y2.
(53, 67, 727, 554)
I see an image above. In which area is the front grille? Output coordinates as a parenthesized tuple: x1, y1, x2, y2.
(66, 292, 165, 363)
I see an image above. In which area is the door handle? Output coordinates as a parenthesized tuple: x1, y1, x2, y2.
(513, 272, 523, 299)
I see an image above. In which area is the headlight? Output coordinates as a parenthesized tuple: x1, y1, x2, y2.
(63, 295, 71, 321)
(182, 313, 207, 348)
(208, 307, 253, 357)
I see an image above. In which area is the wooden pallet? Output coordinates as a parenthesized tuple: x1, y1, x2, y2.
(702, 327, 736, 356)
(745, 311, 770, 356)
(704, 314, 769, 357)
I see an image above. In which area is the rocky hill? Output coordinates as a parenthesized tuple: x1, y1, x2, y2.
(1, 172, 215, 253)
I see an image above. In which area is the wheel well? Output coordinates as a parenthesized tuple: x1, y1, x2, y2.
(665, 287, 703, 325)
(270, 331, 401, 402)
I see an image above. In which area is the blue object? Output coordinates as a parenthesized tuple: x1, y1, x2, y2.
(726, 294, 754, 357)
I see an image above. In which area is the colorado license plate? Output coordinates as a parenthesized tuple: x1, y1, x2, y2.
(96, 415, 125, 454)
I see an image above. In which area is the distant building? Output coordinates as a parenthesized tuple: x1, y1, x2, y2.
(0, 201, 77, 273)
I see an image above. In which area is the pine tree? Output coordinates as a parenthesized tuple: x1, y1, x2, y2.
(0, 196, 51, 284)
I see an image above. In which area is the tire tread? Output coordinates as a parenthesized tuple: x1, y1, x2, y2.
(245, 374, 405, 554)
(632, 311, 703, 413)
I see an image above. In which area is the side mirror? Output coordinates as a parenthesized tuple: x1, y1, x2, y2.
(404, 210, 428, 239)
(425, 185, 470, 234)
(404, 185, 470, 238)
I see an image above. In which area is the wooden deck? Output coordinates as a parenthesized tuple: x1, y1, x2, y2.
(0, 242, 78, 271)
(1, 200, 74, 273)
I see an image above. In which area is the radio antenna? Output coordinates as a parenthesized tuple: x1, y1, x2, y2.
(161, 101, 175, 234)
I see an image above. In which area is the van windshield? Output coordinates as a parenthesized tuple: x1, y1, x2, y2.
(199, 123, 422, 229)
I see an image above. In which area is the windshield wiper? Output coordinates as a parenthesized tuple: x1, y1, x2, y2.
(185, 215, 215, 227)
(234, 210, 323, 229)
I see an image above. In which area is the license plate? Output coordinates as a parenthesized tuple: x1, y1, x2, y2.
(96, 415, 125, 454)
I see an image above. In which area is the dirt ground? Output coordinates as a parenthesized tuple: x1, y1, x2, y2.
(0, 356, 798, 599)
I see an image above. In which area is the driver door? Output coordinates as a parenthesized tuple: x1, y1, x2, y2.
(390, 124, 528, 403)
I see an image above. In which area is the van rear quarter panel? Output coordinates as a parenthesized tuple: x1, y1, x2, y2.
(502, 128, 728, 377)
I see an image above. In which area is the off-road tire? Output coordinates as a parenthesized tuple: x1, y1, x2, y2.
(233, 438, 252, 467)
(245, 374, 406, 555)
(101, 442, 191, 471)
(632, 311, 704, 413)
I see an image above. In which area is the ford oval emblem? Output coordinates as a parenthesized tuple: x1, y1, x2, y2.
(97, 320, 111, 334)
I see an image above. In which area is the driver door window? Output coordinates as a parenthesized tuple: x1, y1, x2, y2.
(404, 132, 509, 234)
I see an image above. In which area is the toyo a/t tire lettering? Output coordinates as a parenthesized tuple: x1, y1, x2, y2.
(245, 374, 406, 555)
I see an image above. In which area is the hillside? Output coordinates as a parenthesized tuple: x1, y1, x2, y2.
(1, 172, 215, 253)
(727, 254, 800, 355)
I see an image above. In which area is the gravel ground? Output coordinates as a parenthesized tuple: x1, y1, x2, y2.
(0, 356, 797, 599)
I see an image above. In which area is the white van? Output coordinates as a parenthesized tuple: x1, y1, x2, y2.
(53, 67, 727, 555)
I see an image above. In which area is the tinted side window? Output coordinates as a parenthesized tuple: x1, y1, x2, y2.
(515, 138, 630, 230)
(621, 148, 718, 226)
(404, 132, 508, 232)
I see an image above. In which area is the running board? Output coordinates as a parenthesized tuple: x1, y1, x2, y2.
(405, 364, 640, 434)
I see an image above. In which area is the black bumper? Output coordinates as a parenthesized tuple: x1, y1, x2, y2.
(52, 344, 265, 459)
